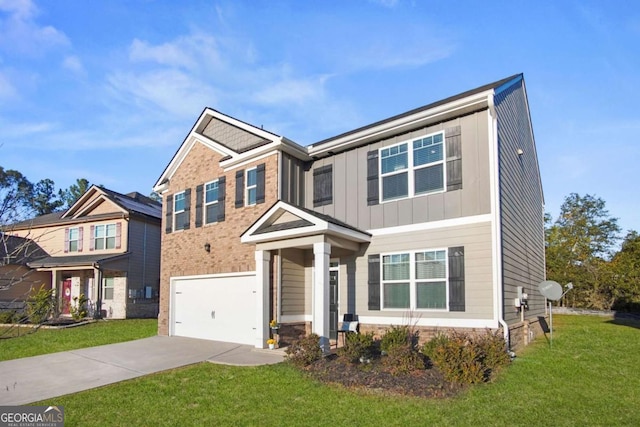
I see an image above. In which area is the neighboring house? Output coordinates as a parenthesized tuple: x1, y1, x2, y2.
(0, 235, 50, 310)
(154, 74, 545, 351)
(8, 186, 162, 319)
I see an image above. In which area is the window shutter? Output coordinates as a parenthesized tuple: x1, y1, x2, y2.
(448, 246, 465, 311)
(367, 150, 379, 206)
(368, 254, 381, 310)
(183, 189, 191, 230)
(78, 227, 84, 252)
(195, 184, 203, 228)
(235, 170, 244, 208)
(313, 165, 333, 207)
(217, 176, 226, 222)
(64, 227, 69, 253)
(165, 194, 173, 234)
(115, 222, 122, 249)
(89, 225, 95, 251)
(446, 126, 462, 191)
(256, 163, 266, 204)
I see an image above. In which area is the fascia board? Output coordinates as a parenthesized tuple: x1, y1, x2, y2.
(61, 185, 101, 219)
(309, 91, 492, 156)
(207, 109, 283, 143)
(72, 195, 128, 219)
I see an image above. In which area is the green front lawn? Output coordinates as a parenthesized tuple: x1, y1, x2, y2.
(40, 315, 640, 426)
(0, 319, 157, 361)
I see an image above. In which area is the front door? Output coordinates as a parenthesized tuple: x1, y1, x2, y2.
(62, 279, 72, 315)
(329, 263, 339, 340)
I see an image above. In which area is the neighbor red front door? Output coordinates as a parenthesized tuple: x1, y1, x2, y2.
(62, 279, 72, 315)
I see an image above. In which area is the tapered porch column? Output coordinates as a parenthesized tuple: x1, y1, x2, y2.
(255, 250, 271, 349)
(313, 242, 331, 354)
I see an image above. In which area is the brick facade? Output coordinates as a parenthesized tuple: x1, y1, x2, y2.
(158, 142, 279, 335)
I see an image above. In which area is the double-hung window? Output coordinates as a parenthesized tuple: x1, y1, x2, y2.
(204, 180, 219, 224)
(94, 224, 116, 250)
(174, 191, 186, 230)
(381, 249, 447, 310)
(379, 131, 445, 202)
(103, 277, 114, 300)
(68, 227, 80, 252)
(246, 168, 257, 206)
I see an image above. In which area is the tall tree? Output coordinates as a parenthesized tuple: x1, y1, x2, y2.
(59, 178, 90, 209)
(0, 166, 32, 225)
(545, 193, 621, 308)
(610, 231, 640, 311)
(31, 178, 64, 215)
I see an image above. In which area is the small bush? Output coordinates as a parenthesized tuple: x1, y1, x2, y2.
(338, 332, 378, 363)
(70, 293, 88, 321)
(0, 310, 18, 324)
(431, 332, 484, 384)
(383, 343, 426, 375)
(477, 330, 510, 373)
(285, 333, 322, 367)
(421, 332, 449, 360)
(381, 325, 419, 353)
(25, 285, 54, 324)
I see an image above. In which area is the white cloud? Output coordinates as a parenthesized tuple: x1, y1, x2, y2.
(0, 71, 17, 99)
(368, 0, 400, 8)
(0, 0, 69, 55)
(128, 33, 222, 71)
(253, 75, 331, 106)
(62, 55, 85, 75)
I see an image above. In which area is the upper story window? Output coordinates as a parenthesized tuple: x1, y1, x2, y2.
(246, 167, 257, 206)
(67, 227, 81, 252)
(174, 191, 186, 230)
(313, 165, 333, 207)
(379, 131, 445, 202)
(205, 180, 219, 224)
(94, 224, 116, 250)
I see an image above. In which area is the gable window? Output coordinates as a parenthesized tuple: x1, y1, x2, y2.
(103, 277, 114, 300)
(381, 249, 447, 310)
(174, 191, 186, 230)
(94, 224, 116, 250)
(246, 167, 257, 206)
(205, 180, 219, 224)
(379, 131, 445, 202)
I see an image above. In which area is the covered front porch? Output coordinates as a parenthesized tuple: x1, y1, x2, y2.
(242, 201, 370, 352)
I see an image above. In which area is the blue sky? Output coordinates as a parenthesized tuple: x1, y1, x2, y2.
(1, 0, 639, 234)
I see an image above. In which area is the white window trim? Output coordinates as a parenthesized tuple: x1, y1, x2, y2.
(103, 277, 114, 301)
(94, 224, 116, 250)
(378, 130, 446, 203)
(204, 179, 219, 224)
(245, 167, 257, 206)
(68, 227, 80, 252)
(380, 248, 449, 312)
(173, 191, 186, 231)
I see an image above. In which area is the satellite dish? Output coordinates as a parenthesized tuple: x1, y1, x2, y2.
(538, 280, 563, 301)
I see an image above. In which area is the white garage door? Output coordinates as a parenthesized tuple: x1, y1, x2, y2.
(171, 273, 256, 345)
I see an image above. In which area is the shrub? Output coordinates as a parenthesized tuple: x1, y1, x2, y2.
(0, 310, 18, 324)
(338, 332, 378, 363)
(431, 332, 484, 384)
(383, 343, 426, 375)
(421, 332, 450, 360)
(285, 333, 322, 367)
(25, 285, 54, 324)
(476, 329, 510, 374)
(70, 293, 88, 321)
(380, 325, 419, 353)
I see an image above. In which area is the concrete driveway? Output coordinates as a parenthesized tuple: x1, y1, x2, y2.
(0, 336, 285, 406)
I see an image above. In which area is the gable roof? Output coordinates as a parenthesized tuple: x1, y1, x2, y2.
(154, 108, 309, 192)
(10, 185, 161, 231)
(0, 234, 48, 265)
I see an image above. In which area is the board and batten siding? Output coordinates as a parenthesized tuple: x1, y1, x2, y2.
(353, 221, 495, 320)
(280, 153, 306, 207)
(126, 218, 161, 295)
(494, 78, 546, 324)
(304, 111, 492, 231)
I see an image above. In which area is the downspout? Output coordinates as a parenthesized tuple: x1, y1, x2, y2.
(94, 262, 103, 319)
(488, 94, 510, 348)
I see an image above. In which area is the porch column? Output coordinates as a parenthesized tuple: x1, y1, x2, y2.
(255, 250, 271, 349)
(313, 241, 331, 354)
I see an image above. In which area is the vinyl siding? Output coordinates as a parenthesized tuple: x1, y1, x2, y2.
(280, 248, 306, 315)
(494, 79, 546, 324)
(126, 218, 161, 298)
(354, 221, 495, 320)
(280, 153, 306, 207)
(304, 111, 492, 231)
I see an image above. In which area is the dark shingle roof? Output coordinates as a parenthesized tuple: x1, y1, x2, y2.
(27, 253, 129, 269)
(0, 235, 49, 265)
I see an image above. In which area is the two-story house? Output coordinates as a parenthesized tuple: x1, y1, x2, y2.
(7, 186, 162, 319)
(154, 73, 545, 351)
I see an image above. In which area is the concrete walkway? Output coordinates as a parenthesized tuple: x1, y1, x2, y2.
(0, 336, 285, 405)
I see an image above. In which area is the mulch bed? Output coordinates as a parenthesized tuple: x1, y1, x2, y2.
(302, 354, 465, 399)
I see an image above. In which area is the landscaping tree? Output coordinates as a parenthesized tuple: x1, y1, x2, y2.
(59, 178, 90, 209)
(545, 193, 621, 308)
(610, 231, 640, 311)
(31, 178, 64, 215)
